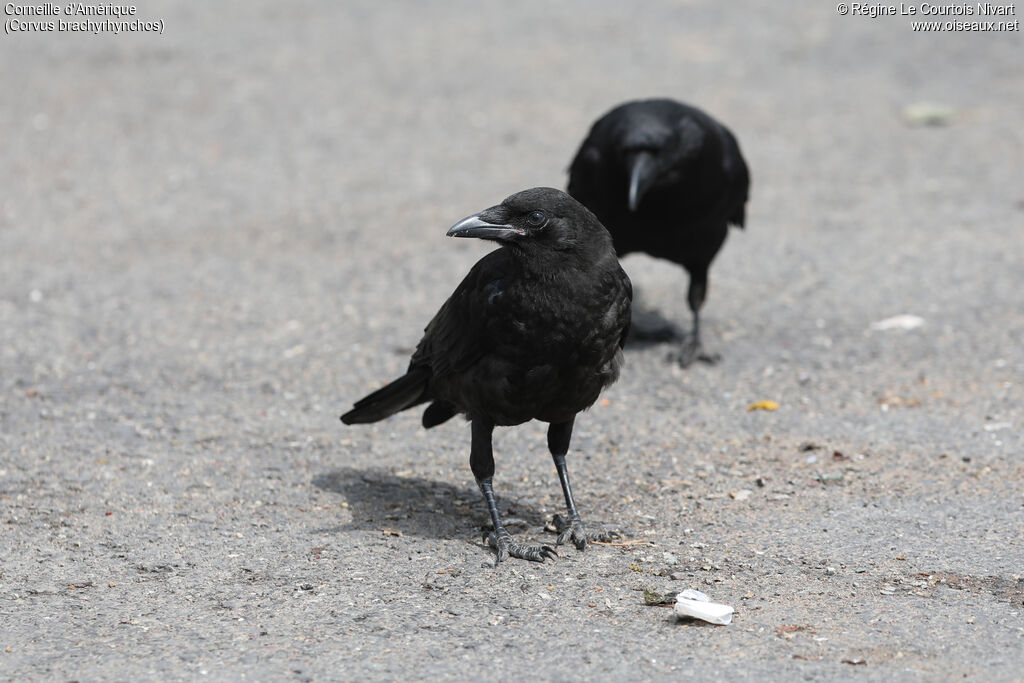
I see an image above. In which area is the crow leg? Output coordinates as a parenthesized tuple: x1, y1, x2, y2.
(548, 419, 620, 550)
(671, 273, 720, 366)
(470, 418, 557, 565)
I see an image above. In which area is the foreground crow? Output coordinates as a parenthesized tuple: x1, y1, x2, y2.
(341, 188, 632, 564)
(568, 98, 749, 366)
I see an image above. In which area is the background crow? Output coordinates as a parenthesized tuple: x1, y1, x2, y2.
(568, 98, 750, 366)
(342, 188, 632, 564)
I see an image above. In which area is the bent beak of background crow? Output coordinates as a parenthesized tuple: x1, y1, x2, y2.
(447, 210, 525, 241)
(627, 151, 657, 212)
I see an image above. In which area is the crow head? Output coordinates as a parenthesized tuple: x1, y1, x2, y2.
(447, 187, 612, 260)
(612, 105, 705, 212)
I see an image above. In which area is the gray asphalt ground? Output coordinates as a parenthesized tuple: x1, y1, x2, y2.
(2, 2, 1022, 680)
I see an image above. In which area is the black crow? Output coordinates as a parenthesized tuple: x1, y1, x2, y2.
(341, 188, 632, 564)
(568, 98, 750, 366)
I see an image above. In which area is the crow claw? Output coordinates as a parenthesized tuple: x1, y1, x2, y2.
(486, 530, 558, 564)
(669, 335, 719, 367)
(590, 528, 622, 543)
(554, 512, 621, 551)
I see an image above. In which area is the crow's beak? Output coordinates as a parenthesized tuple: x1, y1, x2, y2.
(628, 152, 657, 212)
(447, 210, 525, 241)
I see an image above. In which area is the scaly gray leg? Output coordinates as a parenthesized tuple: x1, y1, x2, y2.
(671, 274, 720, 366)
(471, 419, 557, 565)
(548, 418, 620, 550)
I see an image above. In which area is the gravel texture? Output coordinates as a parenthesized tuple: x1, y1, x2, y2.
(2, 2, 1022, 680)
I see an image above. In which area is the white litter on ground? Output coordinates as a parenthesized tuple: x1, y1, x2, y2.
(674, 589, 734, 625)
(869, 314, 925, 331)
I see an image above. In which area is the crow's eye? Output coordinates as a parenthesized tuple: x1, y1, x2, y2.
(527, 211, 547, 228)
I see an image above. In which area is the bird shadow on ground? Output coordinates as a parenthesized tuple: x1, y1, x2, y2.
(311, 467, 551, 541)
(624, 303, 684, 350)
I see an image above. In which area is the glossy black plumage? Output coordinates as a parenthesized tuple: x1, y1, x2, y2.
(342, 187, 632, 564)
(568, 98, 750, 365)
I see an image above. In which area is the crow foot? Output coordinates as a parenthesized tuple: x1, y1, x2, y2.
(483, 528, 558, 565)
(551, 513, 621, 550)
(668, 335, 720, 367)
